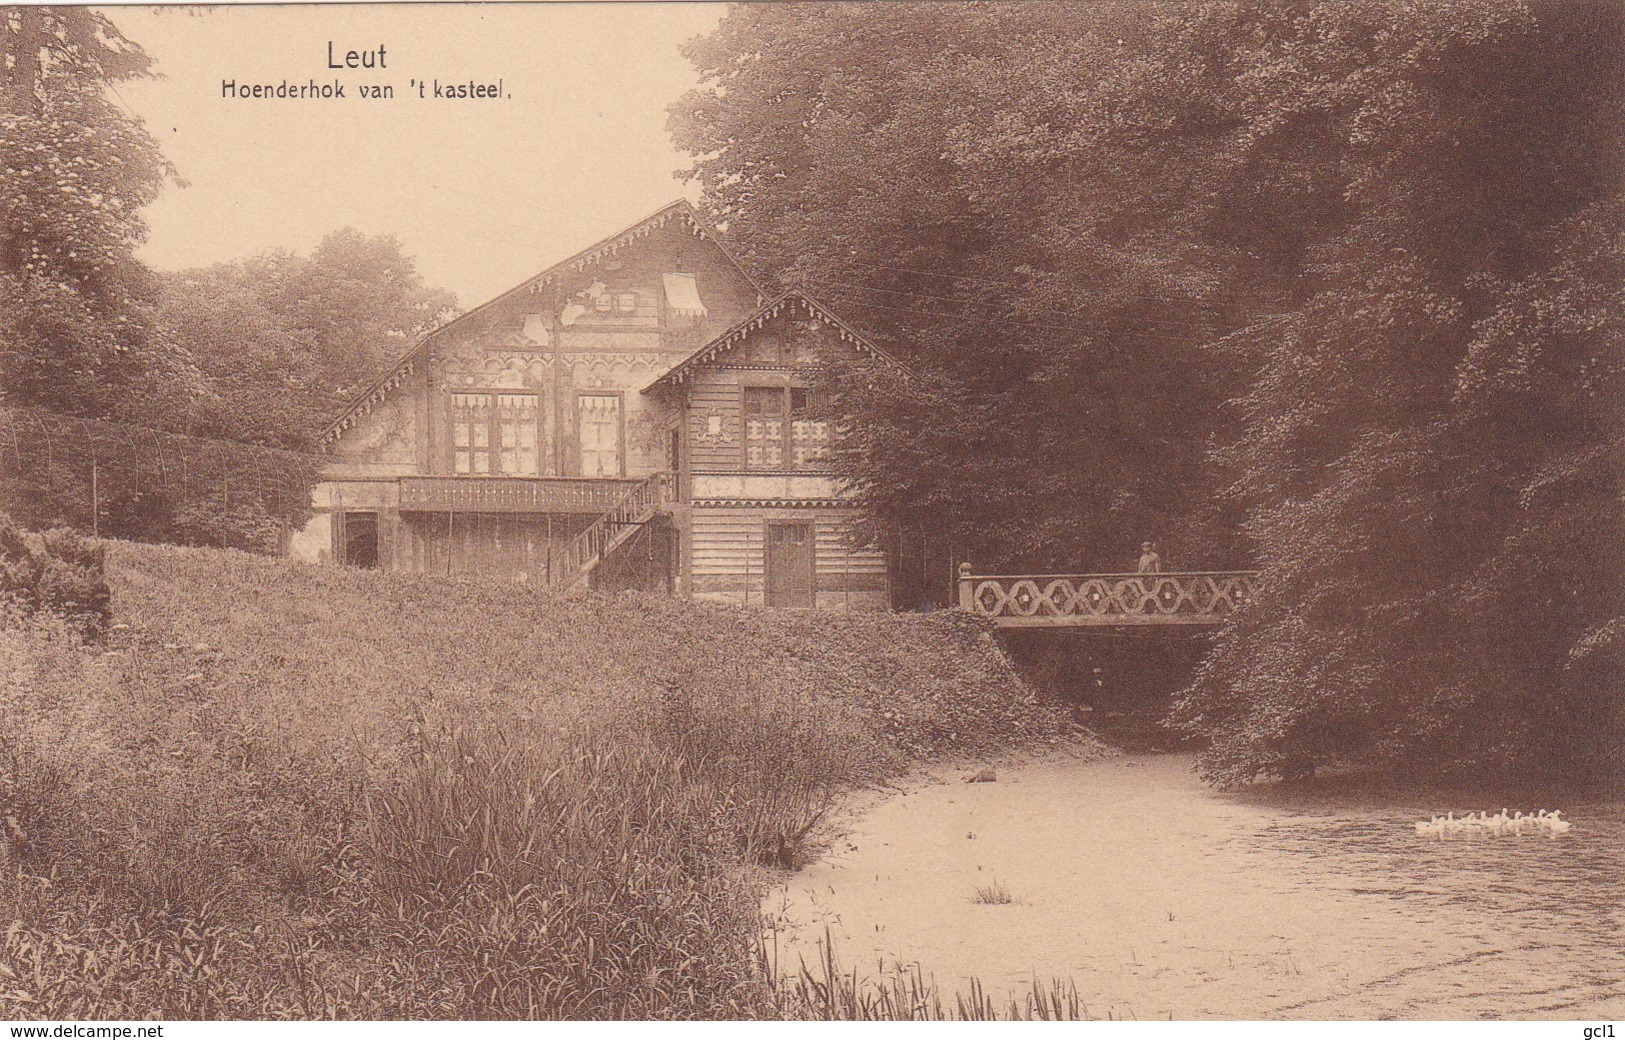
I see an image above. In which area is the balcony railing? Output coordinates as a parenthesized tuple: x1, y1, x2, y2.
(398, 476, 645, 514)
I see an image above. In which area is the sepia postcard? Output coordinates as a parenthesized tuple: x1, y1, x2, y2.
(0, 0, 1620, 1031)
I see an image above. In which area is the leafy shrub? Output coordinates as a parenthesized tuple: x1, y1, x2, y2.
(0, 523, 43, 618)
(0, 517, 109, 640)
(168, 493, 290, 554)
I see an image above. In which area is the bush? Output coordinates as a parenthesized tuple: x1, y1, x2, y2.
(0, 518, 109, 641)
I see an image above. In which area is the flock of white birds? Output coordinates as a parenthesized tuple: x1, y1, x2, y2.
(1414, 809, 1573, 838)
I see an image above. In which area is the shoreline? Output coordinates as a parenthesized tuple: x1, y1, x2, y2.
(763, 749, 1625, 1020)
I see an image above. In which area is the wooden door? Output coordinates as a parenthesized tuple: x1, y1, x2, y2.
(764, 521, 815, 607)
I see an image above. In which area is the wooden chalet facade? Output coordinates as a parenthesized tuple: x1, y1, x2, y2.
(290, 201, 905, 610)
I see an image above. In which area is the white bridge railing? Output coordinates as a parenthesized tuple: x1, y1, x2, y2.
(957, 564, 1258, 627)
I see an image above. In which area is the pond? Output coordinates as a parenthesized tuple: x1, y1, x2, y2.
(765, 753, 1625, 1020)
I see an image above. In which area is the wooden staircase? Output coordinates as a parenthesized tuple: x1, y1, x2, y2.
(547, 472, 671, 592)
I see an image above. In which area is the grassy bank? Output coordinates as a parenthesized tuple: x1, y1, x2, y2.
(0, 542, 1074, 1018)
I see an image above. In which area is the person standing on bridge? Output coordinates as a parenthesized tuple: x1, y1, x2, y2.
(1137, 541, 1162, 574)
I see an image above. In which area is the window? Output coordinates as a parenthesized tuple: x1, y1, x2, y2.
(744, 386, 829, 471)
(452, 393, 539, 475)
(743, 386, 784, 469)
(578, 394, 622, 477)
(616, 292, 637, 313)
(662, 273, 708, 321)
(789, 387, 831, 467)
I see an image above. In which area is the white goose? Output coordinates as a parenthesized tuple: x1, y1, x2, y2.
(1413, 807, 1574, 838)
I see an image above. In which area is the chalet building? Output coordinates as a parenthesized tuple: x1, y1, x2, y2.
(289, 200, 908, 610)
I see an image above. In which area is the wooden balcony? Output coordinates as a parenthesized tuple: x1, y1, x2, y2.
(397, 476, 646, 514)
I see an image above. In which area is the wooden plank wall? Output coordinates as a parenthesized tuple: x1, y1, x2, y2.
(689, 507, 888, 609)
(681, 318, 870, 474)
(686, 369, 748, 471)
(409, 217, 763, 479)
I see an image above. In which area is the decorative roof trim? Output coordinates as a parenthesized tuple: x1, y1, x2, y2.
(321, 199, 767, 445)
(319, 352, 422, 446)
(692, 498, 853, 509)
(516, 201, 766, 299)
(642, 290, 911, 393)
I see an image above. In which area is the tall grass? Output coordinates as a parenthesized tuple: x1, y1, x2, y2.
(0, 541, 1074, 1018)
(764, 928, 1088, 1021)
(971, 878, 1018, 905)
(359, 723, 765, 1018)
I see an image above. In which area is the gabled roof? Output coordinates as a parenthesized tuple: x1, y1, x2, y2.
(321, 200, 767, 446)
(643, 290, 910, 393)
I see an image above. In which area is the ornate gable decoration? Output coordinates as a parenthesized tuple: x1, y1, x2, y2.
(320, 200, 764, 447)
(322, 350, 423, 446)
(517, 203, 756, 297)
(644, 291, 910, 392)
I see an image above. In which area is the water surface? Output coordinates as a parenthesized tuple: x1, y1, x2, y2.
(767, 753, 1624, 1019)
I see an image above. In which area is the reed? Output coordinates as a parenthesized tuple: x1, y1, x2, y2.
(764, 927, 1087, 1021)
(971, 878, 1018, 905)
(0, 540, 1074, 1018)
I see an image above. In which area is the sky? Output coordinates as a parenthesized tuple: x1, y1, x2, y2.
(106, 3, 729, 305)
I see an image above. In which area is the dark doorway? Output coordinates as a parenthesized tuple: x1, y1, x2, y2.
(340, 511, 378, 569)
(764, 521, 815, 607)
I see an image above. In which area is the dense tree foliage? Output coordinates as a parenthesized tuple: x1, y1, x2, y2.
(673, 0, 1623, 782)
(156, 263, 328, 450)
(231, 229, 459, 411)
(0, 9, 455, 550)
(672, 2, 1255, 571)
(1170, 0, 1623, 785)
(157, 230, 458, 449)
(3, 232, 458, 550)
(0, 6, 179, 418)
